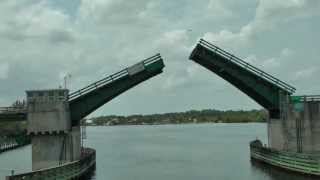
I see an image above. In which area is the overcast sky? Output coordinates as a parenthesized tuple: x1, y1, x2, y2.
(0, 0, 319, 116)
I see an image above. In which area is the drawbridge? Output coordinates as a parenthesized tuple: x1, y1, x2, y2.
(0, 54, 165, 124)
(69, 54, 164, 125)
(190, 39, 296, 118)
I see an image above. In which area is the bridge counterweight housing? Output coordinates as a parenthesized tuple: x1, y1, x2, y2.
(27, 89, 71, 134)
(26, 89, 80, 170)
(269, 95, 320, 152)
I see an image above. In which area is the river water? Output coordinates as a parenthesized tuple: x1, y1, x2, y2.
(0, 123, 318, 180)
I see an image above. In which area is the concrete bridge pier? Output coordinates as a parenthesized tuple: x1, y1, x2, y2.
(26, 89, 80, 170)
(268, 95, 320, 153)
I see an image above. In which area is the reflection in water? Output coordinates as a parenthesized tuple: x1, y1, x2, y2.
(251, 159, 319, 180)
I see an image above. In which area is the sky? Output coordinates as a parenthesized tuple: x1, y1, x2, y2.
(0, 0, 319, 116)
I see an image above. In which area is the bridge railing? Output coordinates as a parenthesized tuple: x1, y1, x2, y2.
(291, 95, 320, 102)
(0, 138, 18, 153)
(68, 54, 162, 101)
(251, 140, 320, 175)
(0, 107, 27, 114)
(198, 39, 296, 94)
(0, 135, 30, 153)
(6, 148, 96, 180)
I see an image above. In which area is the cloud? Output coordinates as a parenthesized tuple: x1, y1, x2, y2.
(156, 30, 189, 47)
(203, 26, 253, 49)
(0, 1, 74, 43)
(244, 48, 293, 70)
(207, 0, 233, 18)
(294, 67, 318, 80)
(79, 0, 150, 25)
(0, 63, 9, 80)
(0, 0, 319, 114)
(202, 0, 320, 49)
(281, 48, 293, 57)
(256, 0, 320, 24)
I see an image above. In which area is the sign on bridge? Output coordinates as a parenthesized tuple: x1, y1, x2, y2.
(127, 62, 145, 76)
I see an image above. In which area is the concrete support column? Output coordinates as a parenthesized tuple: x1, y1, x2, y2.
(269, 96, 320, 153)
(27, 89, 81, 170)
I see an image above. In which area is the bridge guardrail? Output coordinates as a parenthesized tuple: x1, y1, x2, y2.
(0, 135, 31, 154)
(68, 54, 162, 101)
(291, 95, 320, 102)
(250, 140, 320, 175)
(0, 107, 27, 114)
(198, 39, 296, 94)
(6, 148, 96, 180)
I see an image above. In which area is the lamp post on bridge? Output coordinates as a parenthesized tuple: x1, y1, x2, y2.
(64, 73, 72, 89)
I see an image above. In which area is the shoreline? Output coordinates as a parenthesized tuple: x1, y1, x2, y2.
(84, 121, 266, 127)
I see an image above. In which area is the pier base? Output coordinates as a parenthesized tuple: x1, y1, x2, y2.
(31, 126, 81, 170)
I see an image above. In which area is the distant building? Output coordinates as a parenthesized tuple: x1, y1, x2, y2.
(86, 119, 93, 124)
(193, 118, 198, 123)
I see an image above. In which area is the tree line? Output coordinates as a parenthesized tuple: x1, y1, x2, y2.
(0, 109, 268, 135)
(87, 109, 267, 126)
(0, 122, 27, 136)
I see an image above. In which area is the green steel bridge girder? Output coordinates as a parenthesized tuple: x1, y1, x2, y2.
(190, 41, 295, 118)
(69, 56, 165, 125)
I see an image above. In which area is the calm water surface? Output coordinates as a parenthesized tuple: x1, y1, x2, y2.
(0, 123, 318, 180)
